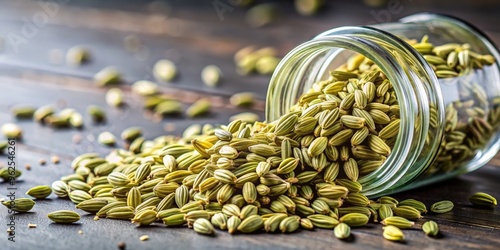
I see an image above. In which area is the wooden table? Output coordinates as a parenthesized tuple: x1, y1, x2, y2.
(1, 1, 499, 249)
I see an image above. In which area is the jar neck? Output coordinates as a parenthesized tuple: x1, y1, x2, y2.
(266, 27, 445, 197)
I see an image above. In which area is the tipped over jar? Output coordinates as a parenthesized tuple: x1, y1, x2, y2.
(266, 13, 500, 197)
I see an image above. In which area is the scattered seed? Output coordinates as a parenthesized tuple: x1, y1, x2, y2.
(154, 59, 177, 82)
(94, 66, 121, 86)
(66, 46, 90, 66)
(1, 123, 22, 139)
(202, 65, 223, 87)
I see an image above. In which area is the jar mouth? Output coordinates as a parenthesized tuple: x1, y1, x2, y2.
(267, 25, 444, 197)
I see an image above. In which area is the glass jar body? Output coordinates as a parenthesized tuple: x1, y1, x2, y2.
(266, 13, 500, 197)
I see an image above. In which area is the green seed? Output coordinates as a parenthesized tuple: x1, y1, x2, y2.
(87, 105, 106, 123)
(422, 220, 439, 237)
(381, 216, 414, 229)
(163, 214, 187, 226)
(186, 99, 211, 118)
(334, 223, 351, 239)
(105, 88, 125, 107)
(279, 216, 300, 233)
(69, 190, 92, 205)
(237, 214, 264, 233)
(201, 65, 223, 87)
(33, 105, 54, 122)
(227, 215, 241, 234)
(211, 213, 228, 230)
(229, 112, 260, 123)
(264, 213, 287, 232)
(11, 106, 36, 119)
(1, 198, 35, 212)
(94, 66, 121, 86)
(76, 198, 109, 213)
(255, 56, 280, 75)
(393, 206, 423, 220)
(307, 214, 339, 229)
(51, 180, 69, 198)
(66, 46, 90, 66)
(230, 92, 255, 107)
(193, 218, 215, 235)
(246, 4, 276, 28)
(132, 209, 157, 226)
(26, 185, 52, 199)
(383, 225, 405, 242)
(154, 59, 178, 82)
(339, 213, 369, 227)
(97, 132, 116, 147)
(378, 204, 393, 220)
(132, 80, 159, 96)
(0, 168, 22, 181)
(469, 192, 497, 206)
(1, 123, 22, 139)
(69, 113, 84, 128)
(430, 200, 454, 214)
(398, 199, 427, 213)
(106, 206, 135, 220)
(47, 210, 80, 223)
(155, 100, 183, 117)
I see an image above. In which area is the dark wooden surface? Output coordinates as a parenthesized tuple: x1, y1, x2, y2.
(1, 1, 500, 249)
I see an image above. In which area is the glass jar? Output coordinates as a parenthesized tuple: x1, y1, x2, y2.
(266, 13, 500, 197)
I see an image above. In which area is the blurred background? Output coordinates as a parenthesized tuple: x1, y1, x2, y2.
(1, 0, 499, 98)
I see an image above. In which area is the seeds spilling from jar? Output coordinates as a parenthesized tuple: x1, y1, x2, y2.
(6, 36, 498, 242)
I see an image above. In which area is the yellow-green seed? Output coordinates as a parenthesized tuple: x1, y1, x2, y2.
(1, 198, 35, 212)
(105, 88, 125, 107)
(66, 46, 90, 66)
(334, 222, 351, 239)
(230, 92, 255, 107)
(132, 209, 158, 226)
(26, 185, 52, 199)
(132, 80, 159, 96)
(422, 220, 439, 237)
(307, 214, 339, 229)
(1, 123, 22, 139)
(339, 213, 369, 227)
(378, 204, 393, 220)
(211, 213, 228, 230)
(469, 192, 497, 206)
(393, 206, 423, 220)
(186, 99, 211, 118)
(193, 218, 215, 235)
(237, 214, 264, 233)
(87, 105, 106, 123)
(430, 200, 454, 214)
(47, 210, 80, 223)
(97, 132, 116, 147)
(227, 215, 241, 234)
(381, 216, 414, 229)
(11, 106, 36, 119)
(255, 56, 280, 75)
(383, 225, 405, 242)
(201, 65, 223, 87)
(154, 59, 178, 82)
(163, 214, 187, 226)
(76, 198, 109, 213)
(279, 216, 300, 233)
(94, 66, 121, 86)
